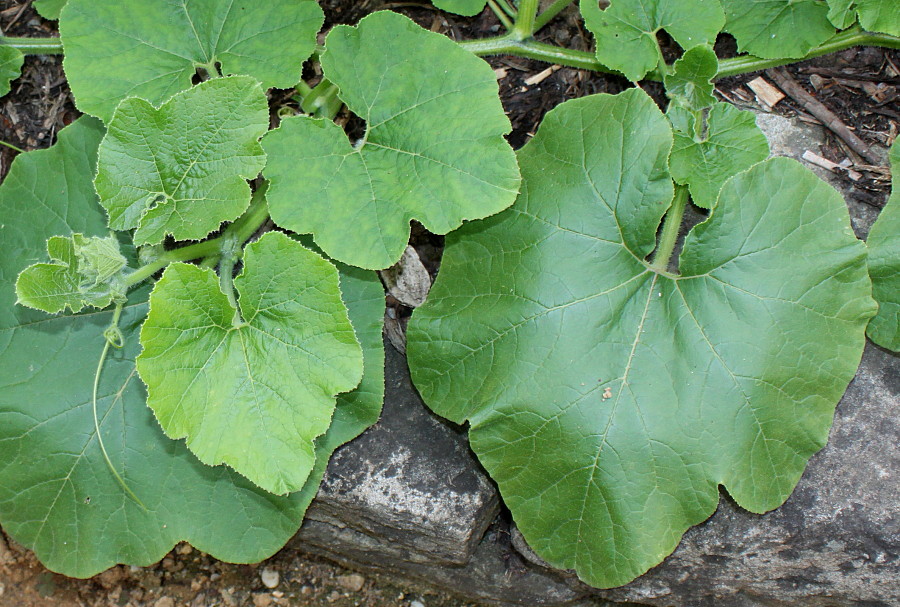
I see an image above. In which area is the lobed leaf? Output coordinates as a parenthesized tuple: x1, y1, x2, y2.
(60, 0, 324, 122)
(665, 45, 718, 111)
(0, 118, 317, 577)
(263, 10, 520, 270)
(433, 0, 487, 16)
(137, 231, 364, 495)
(34, 0, 67, 20)
(94, 76, 268, 246)
(866, 141, 900, 350)
(668, 102, 770, 209)
(721, 0, 836, 59)
(581, 0, 725, 82)
(15, 234, 127, 314)
(826, 0, 900, 36)
(407, 89, 875, 588)
(0, 45, 23, 99)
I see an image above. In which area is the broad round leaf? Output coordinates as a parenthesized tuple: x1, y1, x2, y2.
(664, 45, 718, 110)
(137, 231, 364, 495)
(94, 76, 269, 246)
(34, 0, 67, 20)
(581, 0, 724, 82)
(407, 90, 875, 588)
(433, 0, 487, 16)
(263, 10, 521, 270)
(866, 141, 900, 349)
(0, 119, 309, 577)
(668, 102, 770, 209)
(827, 0, 900, 36)
(0, 45, 23, 98)
(60, 0, 324, 122)
(722, 0, 836, 59)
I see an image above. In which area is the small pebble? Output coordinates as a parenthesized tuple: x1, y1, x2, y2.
(153, 598, 175, 607)
(410, 600, 426, 607)
(177, 543, 193, 555)
(252, 593, 273, 607)
(260, 567, 280, 589)
(327, 590, 341, 602)
(336, 573, 365, 593)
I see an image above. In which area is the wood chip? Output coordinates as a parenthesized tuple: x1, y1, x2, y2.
(494, 67, 508, 80)
(801, 150, 862, 181)
(379, 245, 432, 308)
(747, 77, 785, 108)
(524, 65, 561, 86)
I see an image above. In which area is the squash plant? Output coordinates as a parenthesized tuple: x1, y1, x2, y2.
(0, 0, 898, 592)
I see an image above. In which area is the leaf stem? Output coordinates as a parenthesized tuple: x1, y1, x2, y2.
(296, 79, 343, 120)
(533, 0, 575, 32)
(93, 303, 147, 510)
(226, 183, 270, 246)
(0, 36, 63, 54)
(494, 0, 517, 18)
(651, 185, 689, 273)
(123, 239, 222, 288)
(0, 139, 25, 154)
(512, 0, 540, 40)
(487, 0, 514, 31)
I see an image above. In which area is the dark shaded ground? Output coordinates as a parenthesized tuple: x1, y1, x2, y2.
(0, 1, 897, 606)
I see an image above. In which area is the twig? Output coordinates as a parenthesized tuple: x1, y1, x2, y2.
(767, 67, 883, 166)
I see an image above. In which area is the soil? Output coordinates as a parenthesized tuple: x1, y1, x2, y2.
(0, 1, 896, 606)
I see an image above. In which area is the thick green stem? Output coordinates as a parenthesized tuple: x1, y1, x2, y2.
(124, 239, 221, 288)
(651, 185, 689, 273)
(0, 36, 63, 54)
(487, 0, 515, 31)
(512, 0, 540, 40)
(296, 79, 343, 120)
(218, 243, 240, 315)
(534, 0, 576, 32)
(494, 0, 517, 18)
(226, 184, 270, 245)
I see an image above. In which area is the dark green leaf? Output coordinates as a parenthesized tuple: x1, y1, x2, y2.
(581, 0, 724, 82)
(407, 90, 875, 588)
(433, 0, 487, 16)
(866, 141, 900, 349)
(34, 0, 67, 20)
(263, 11, 520, 270)
(665, 45, 718, 110)
(0, 45, 23, 98)
(94, 76, 268, 246)
(722, 0, 836, 59)
(827, 0, 900, 35)
(60, 0, 324, 121)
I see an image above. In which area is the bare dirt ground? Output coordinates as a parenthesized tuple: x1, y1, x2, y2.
(0, 1, 896, 606)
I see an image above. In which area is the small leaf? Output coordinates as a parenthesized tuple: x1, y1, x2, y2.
(581, 0, 725, 82)
(94, 76, 268, 246)
(407, 90, 875, 589)
(0, 118, 315, 578)
(866, 141, 900, 350)
(433, 0, 487, 16)
(137, 231, 364, 495)
(668, 102, 770, 209)
(665, 45, 718, 110)
(60, 0, 324, 122)
(34, 0, 67, 20)
(826, 0, 900, 36)
(722, 0, 836, 59)
(15, 234, 127, 314)
(263, 11, 520, 270)
(0, 45, 24, 98)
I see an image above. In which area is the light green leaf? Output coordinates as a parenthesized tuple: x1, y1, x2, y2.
(34, 0, 67, 20)
(0, 45, 24, 98)
(826, 0, 900, 35)
(433, 0, 487, 16)
(0, 118, 315, 578)
(137, 231, 364, 495)
(94, 76, 268, 246)
(722, 0, 836, 59)
(59, 0, 324, 122)
(665, 45, 718, 110)
(668, 102, 770, 209)
(15, 234, 127, 314)
(263, 10, 520, 270)
(581, 0, 725, 82)
(407, 90, 875, 589)
(866, 141, 900, 350)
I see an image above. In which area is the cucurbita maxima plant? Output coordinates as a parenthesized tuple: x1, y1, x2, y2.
(0, 0, 897, 592)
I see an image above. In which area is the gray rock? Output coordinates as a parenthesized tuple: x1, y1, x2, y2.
(292, 340, 499, 566)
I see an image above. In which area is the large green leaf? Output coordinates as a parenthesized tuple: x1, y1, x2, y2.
(34, 0, 67, 20)
(827, 0, 900, 35)
(0, 45, 23, 98)
(60, 0, 324, 122)
(263, 10, 520, 270)
(407, 89, 875, 589)
(581, 0, 725, 82)
(664, 45, 718, 111)
(433, 0, 487, 16)
(866, 142, 900, 350)
(668, 102, 770, 209)
(0, 119, 309, 577)
(137, 231, 364, 495)
(94, 76, 268, 246)
(722, 0, 836, 59)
